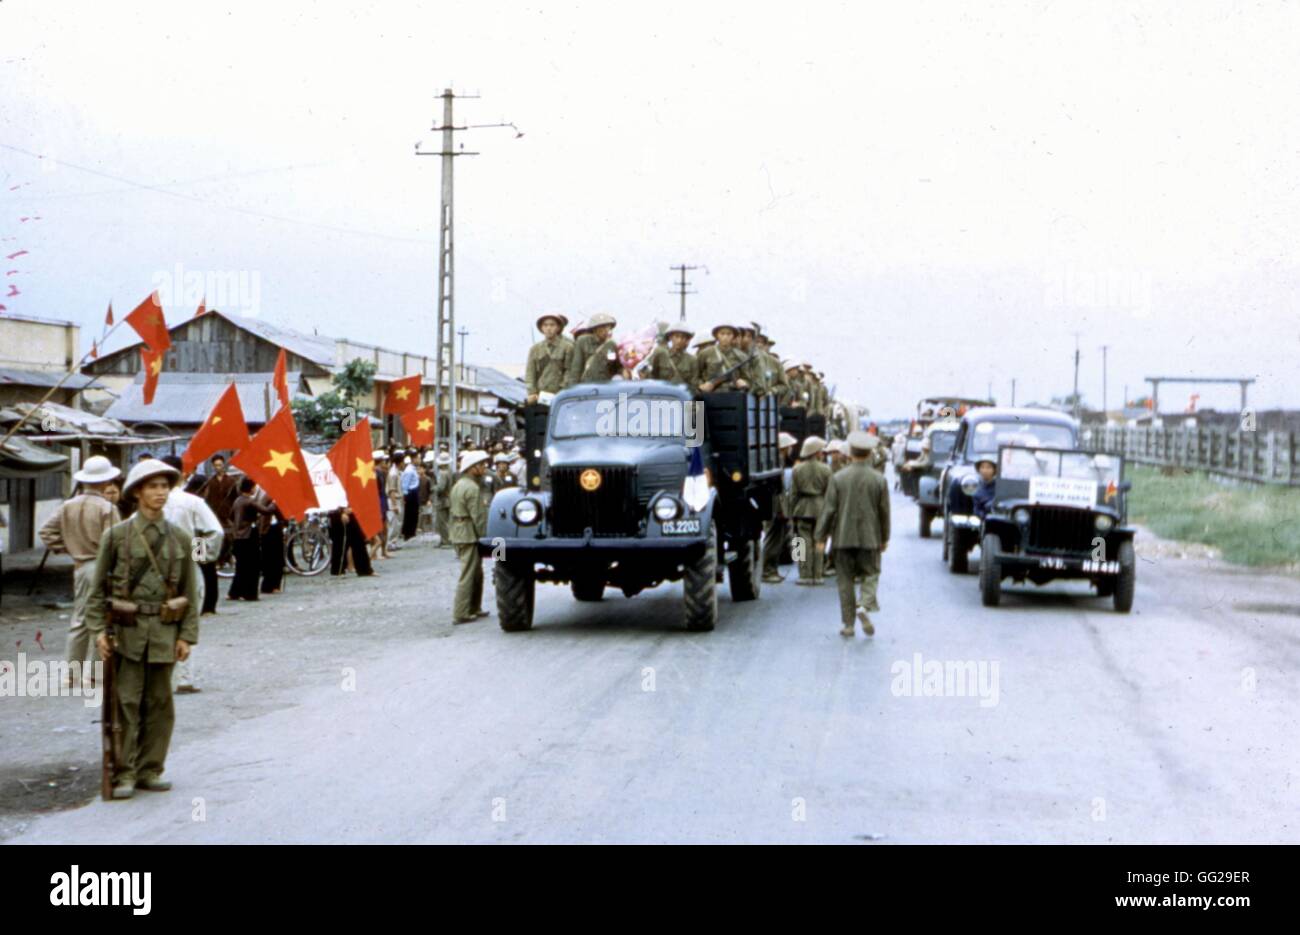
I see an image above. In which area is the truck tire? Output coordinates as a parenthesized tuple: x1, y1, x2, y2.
(571, 577, 604, 601)
(947, 524, 968, 574)
(1113, 540, 1136, 613)
(919, 507, 932, 539)
(495, 561, 535, 632)
(979, 533, 1002, 607)
(684, 527, 719, 631)
(727, 538, 761, 602)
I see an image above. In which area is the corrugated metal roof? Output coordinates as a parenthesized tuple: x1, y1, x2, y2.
(1, 401, 130, 436)
(214, 309, 336, 367)
(0, 433, 70, 478)
(0, 367, 102, 391)
(471, 365, 527, 406)
(103, 371, 305, 425)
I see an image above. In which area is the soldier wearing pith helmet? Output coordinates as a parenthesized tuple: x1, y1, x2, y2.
(791, 436, 832, 584)
(816, 430, 890, 638)
(697, 323, 750, 392)
(449, 450, 492, 624)
(84, 458, 200, 799)
(524, 313, 576, 404)
(574, 312, 620, 384)
(645, 323, 699, 391)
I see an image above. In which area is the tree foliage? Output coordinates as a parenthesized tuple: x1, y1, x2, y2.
(291, 358, 378, 440)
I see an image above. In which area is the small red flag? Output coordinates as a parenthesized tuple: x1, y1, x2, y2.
(90, 340, 98, 360)
(183, 383, 252, 474)
(230, 406, 319, 521)
(383, 374, 422, 415)
(105, 302, 114, 327)
(194, 297, 206, 318)
(141, 347, 163, 405)
(273, 348, 290, 409)
(400, 405, 437, 447)
(125, 290, 171, 353)
(326, 417, 383, 540)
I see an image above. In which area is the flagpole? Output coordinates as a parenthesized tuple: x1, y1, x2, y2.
(0, 317, 130, 450)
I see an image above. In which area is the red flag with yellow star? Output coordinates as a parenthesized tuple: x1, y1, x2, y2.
(182, 383, 251, 474)
(273, 348, 290, 409)
(141, 347, 164, 405)
(326, 417, 382, 540)
(125, 290, 171, 353)
(230, 406, 319, 520)
(400, 405, 437, 447)
(383, 374, 421, 415)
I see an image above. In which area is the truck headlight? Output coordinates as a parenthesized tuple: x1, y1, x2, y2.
(653, 496, 681, 522)
(513, 498, 540, 525)
(1094, 514, 1114, 533)
(960, 475, 979, 495)
(1013, 507, 1031, 525)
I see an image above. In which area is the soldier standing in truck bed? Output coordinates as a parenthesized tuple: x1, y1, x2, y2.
(753, 327, 787, 402)
(780, 361, 807, 408)
(734, 324, 768, 396)
(816, 431, 890, 638)
(525, 313, 575, 404)
(697, 324, 751, 393)
(577, 312, 620, 384)
(645, 324, 699, 391)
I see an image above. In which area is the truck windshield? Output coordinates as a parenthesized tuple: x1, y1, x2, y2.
(930, 430, 957, 457)
(552, 396, 691, 439)
(969, 421, 1074, 456)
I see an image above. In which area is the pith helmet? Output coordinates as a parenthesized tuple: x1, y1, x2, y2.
(800, 435, 827, 459)
(777, 431, 797, 450)
(122, 458, 180, 498)
(74, 455, 120, 485)
(711, 323, 738, 338)
(664, 324, 694, 338)
(587, 312, 617, 329)
(458, 450, 490, 472)
(535, 313, 564, 331)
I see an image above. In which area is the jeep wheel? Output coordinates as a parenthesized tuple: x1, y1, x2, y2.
(571, 576, 604, 602)
(495, 561, 535, 632)
(684, 525, 719, 631)
(979, 533, 1002, 606)
(918, 507, 932, 539)
(947, 524, 968, 574)
(728, 538, 761, 602)
(1113, 540, 1136, 613)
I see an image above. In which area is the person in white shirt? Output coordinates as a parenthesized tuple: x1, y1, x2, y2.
(160, 456, 223, 694)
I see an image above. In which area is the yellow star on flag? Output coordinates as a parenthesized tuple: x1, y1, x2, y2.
(352, 457, 376, 488)
(416, 417, 433, 432)
(210, 415, 222, 425)
(263, 449, 299, 477)
(149, 356, 163, 375)
(394, 386, 412, 400)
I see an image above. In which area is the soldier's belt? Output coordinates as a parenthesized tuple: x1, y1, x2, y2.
(134, 601, 165, 616)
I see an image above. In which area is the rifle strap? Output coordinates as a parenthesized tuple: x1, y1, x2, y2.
(135, 521, 178, 600)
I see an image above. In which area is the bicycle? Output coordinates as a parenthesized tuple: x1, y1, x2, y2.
(283, 512, 332, 577)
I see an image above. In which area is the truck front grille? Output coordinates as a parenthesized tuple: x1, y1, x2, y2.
(1027, 506, 1094, 554)
(549, 466, 638, 537)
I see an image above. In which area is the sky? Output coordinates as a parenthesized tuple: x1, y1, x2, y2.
(2, 0, 1298, 419)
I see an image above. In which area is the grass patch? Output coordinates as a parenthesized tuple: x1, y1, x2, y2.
(1127, 465, 1300, 566)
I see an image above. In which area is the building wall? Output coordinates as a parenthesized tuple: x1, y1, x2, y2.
(0, 316, 80, 371)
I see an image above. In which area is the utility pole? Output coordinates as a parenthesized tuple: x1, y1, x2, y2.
(669, 264, 700, 322)
(1099, 344, 1109, 420)
(457, 327, 469, 368)
(1071, 332, 1081, 422)
(416, 88, 519, 465)
(1011, 378, 1016, 407)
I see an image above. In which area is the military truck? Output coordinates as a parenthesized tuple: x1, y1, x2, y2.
(480, 381, 783, 632)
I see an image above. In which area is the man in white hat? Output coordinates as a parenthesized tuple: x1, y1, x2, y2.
(39, 454, 122, 686)
(791, 436, 832, 585)
(433, 450, 454, 547)
(449, 450, 492, 624)
(84, 458, 200, 798)
(816, 431, 890, 637)
(761, 431, 800, 583)
(525, 313, 577, 404)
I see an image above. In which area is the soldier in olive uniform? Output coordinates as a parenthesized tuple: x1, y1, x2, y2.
(575, 312, 619, 384)
(450, 450, 491, 624)
(434, 451, 454, 547)
(753, 328, 787, 402)
(816, 431, 890, 637)
(761, 431, 799, 583)
(492, 453, 517, 492)
(525, 313, 576, 404)
(791, 436, 832, 585)
(734, 324, 768, 396)
(645, 324, 699, 390)
(84, 459, 200, 799)
(697, 324, 751, 393)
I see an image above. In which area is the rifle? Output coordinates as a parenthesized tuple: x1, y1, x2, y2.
(100, 631, 121, 800)
(704, 350, 759, 391)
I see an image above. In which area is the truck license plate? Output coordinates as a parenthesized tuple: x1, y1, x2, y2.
(663, 519, 701, 535)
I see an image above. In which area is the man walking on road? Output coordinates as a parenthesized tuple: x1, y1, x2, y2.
(449, 450, 491, 624)
(39, 455, 121, 687)
(816, 431, 890, 637)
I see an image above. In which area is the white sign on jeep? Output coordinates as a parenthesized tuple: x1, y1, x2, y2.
(1027, 476, 1096, 509)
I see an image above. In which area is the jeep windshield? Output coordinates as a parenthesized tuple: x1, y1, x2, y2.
(929, 429, 957, 458)
(968, 420, 1074, 457)
(551, 395, 694, 440)
(998, 447, 1122, 487)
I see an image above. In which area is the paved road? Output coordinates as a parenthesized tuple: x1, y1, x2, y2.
(11, 488, 1300, 843)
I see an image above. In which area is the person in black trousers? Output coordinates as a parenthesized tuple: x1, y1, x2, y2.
(258, 494, 286, 594)
(228, 478, 273, 601)
(328, 508, 375, 577)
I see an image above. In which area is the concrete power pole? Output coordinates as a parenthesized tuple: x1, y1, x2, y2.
(417, 89, 519, 466)
(1099, 344, 1109, 420)
(1071, 332, 1081, 422)
(669, 264, 699, 322)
